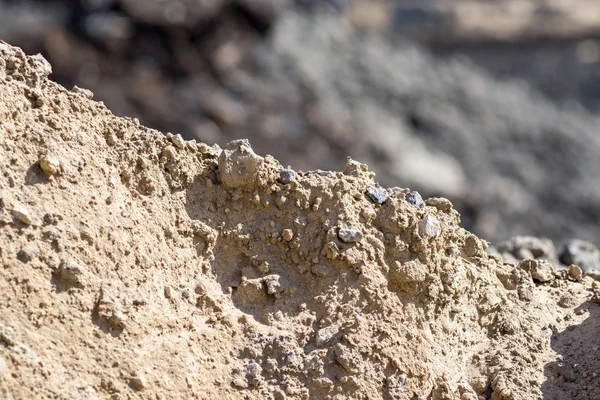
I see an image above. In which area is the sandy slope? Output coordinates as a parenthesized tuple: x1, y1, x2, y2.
(1, 41, 599, 400)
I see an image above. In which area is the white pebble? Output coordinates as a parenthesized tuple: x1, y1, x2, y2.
(338, 228, 363, 243)
(418, 214, 440, 237)
(12, 205, 32, 225)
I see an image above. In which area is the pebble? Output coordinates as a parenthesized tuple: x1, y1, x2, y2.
(558, 293, 577, 308)
(282, 229, 294, 241)
(17, 246, 35, 262)
(463, 234, 483, 257)
(12, 205, 32, 225)
(406, 191, 424, 207)
(315, 327, 334, 346)
(425, 197, 453, 212)
(172, 133, 185, 149)
(264, 275, 282, 294)
(278, 168, 296, 184)
(418, 215, 441, 237)
(58, 258, 85, 284)
(129, 375, 146, 390)
(338, 228, 363, 243)
(162, 145, 177, 160)
(107, 309, 127, 329)
(366, 186, 389, 204)
(519, 259, 553, 283)
(71, 85, 94, 99)
(568, 264, 583, 282)
(39, 155, 61, 176)
(311, 264, 328, 277)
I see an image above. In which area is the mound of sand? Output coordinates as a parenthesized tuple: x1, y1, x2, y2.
(1, 42, 599, 400)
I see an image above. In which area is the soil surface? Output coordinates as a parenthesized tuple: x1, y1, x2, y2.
(2, 42, 600, 400)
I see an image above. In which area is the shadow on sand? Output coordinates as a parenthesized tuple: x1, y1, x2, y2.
(541, 300, 600, 399)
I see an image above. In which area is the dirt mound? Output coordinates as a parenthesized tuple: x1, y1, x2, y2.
(1, 42, 600, 400)
(8, 2, 600, 245)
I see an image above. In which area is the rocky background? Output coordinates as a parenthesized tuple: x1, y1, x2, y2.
(3, 0, 600, 247)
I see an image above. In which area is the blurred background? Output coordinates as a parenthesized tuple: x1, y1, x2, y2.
(2, 0, 600, 247)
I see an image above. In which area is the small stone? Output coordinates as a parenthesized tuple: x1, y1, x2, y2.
(315, 327, 334, 346)
(129, 375, 146, 390)
(311, 264, 328, 277)
(314, 377, 334, 389)
(366, 186, 389, 204)
(282, 229, 294, 241)
(106, 133, 118, 146)
(278, 168, 296, 184)
(12, 205, 32, 225)
(17, 246, 35, 262)
(71, 85, 94, 99)
(246, 362, 263, 386)
(418, 215, 441, 237)
(425, 197, 453, 212)
(29, 53, 52, 78)
(58, 258, 85, 284)
(164, 286, 174, 299)
(360, 207, 377, 222)
(568, 264, 583, 282)
(172, 133, 185, 149)
(257, 260, 270, 274)
(162, 145, 177, 160)
(246, 362, 262, 378)
(406, 191, 424, 207)
(263, 275, 282, 294)
(591, 281, 600, 303)
(338, 228, 362, 243)
(519, 259, 553, 283)
(558, 293, 578, 308)
(108, 309, 127, 329)
(0, 326, 16, 346)
(464, 234, 483, 257)
(39, 156, 61, 176)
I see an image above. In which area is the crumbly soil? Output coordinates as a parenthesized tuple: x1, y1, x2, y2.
(0, 42, 599, 400)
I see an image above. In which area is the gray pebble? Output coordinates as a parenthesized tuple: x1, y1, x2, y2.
(406, 191, 424, 207)
(338, 228, 363, 243)
(278, 168, 296, 184)
(366, 186, 389, 204)
(17, 246, 36, 262)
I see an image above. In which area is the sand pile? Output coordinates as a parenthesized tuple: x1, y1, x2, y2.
(1, 42, 599, 400)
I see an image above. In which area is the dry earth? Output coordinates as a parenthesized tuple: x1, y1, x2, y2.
(1, 42, 600, 400)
